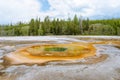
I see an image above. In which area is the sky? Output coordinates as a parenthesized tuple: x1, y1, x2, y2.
(0, 0, 120, 24)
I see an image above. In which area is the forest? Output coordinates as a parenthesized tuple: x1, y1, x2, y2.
(0, 15, 120, 36)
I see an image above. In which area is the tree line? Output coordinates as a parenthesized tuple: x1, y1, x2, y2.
(0, 15, 120, 36)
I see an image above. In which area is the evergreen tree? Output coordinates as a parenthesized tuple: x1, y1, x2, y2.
(1, 15, 120, 36)
(29, 19, 35, 36)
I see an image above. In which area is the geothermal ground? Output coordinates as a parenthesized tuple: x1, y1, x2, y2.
(0, 36, 120, 80)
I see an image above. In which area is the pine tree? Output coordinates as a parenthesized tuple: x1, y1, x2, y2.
(29, 19, 35, 36)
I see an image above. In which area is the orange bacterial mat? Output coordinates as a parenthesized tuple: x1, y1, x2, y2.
(4, 42, 96, 65)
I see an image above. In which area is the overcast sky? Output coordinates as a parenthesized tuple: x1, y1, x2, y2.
(0, 0, 120, 24)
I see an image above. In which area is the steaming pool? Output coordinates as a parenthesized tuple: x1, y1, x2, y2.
(0, 36, 120, 80)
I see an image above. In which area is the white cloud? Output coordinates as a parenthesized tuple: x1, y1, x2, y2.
(47, 0, 120, 19)
(1, 0, 120, 24)
(0, 0, 41, 24)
